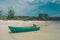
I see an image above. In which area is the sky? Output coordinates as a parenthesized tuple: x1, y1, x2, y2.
(0, 0, 60, 17)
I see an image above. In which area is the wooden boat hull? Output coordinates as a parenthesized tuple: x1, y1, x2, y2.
(8, 26, 40, 32)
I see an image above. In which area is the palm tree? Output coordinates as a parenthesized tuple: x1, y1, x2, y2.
(8, 9, 15, 20)
(0, 10, 2, 19)
(38, 13, 49, 26)
(39, 13, 48, 20)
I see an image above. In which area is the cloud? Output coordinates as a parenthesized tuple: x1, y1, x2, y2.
(0, 0, 60, 16)
(0, 0, 37, 16)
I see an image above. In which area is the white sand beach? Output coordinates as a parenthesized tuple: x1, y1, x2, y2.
(0, 20, 60, 40)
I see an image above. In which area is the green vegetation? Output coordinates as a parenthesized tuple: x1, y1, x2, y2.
(0, 10, 2, 20)
(38, 13, 49, 20)
(0, 16, 38, 21)
(0, 9, 49, 21)
(8, 9, 15, 20)
(0, 13, 49, 21)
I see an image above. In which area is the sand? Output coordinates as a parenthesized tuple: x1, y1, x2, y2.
(0, 20, 60, 40)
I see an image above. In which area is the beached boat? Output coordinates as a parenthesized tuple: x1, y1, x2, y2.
(8, 26, 40, 32)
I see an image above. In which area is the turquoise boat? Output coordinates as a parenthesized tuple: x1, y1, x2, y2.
(8, 26, 40, 32)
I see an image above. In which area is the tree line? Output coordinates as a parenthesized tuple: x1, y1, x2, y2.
(0, 9, 49, 20)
